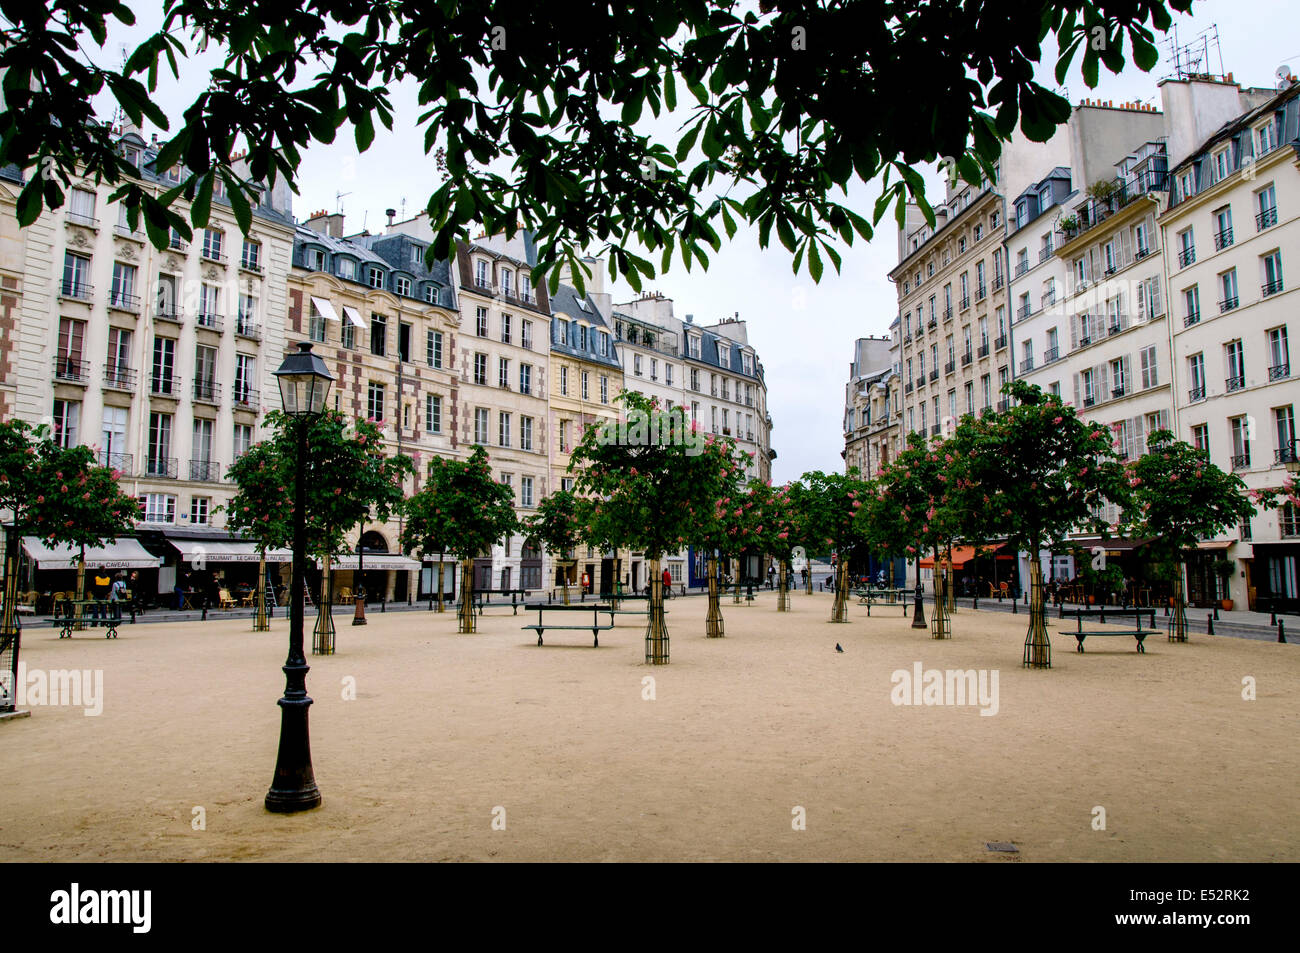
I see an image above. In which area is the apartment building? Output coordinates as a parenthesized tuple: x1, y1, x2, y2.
(1163, 80, 1300, 610)
(449, 238, 552, 593)
(841, 335, 895, 476)
(285, 212, 461, 601)
(0, 127, 301, 596)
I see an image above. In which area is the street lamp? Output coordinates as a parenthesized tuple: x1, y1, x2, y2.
(352, 530, 367, 626)
(265, 341, 333, 813)
(1286, 439, 1300, 474)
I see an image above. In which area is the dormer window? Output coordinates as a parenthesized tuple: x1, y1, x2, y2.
(1258, 121, 1275, 154)
(122, 145, 141, 168)
(411, 244, 423, 264)
(501, 269, 513, 297)
(310, 249, 326, 271)
(688, 334, 701, 359)
(520, 275, 532, 303)
(368, 266, 384, 289)
(425, 284, 438, 304)
(395, 275, 411, 297)
(337, 258, 356, 280)
(717, 342, 729, 365)
(475, 259, 489, 289)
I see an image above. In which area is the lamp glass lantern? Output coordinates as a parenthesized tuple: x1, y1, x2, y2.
(275, 341, 334, 416)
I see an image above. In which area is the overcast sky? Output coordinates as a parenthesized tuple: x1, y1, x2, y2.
(99, 0, 1300, 483)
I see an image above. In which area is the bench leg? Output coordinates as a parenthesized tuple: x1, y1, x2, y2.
(593, 629, 599, 648)
(537, 629, 544, 646)
(1135, 637, 1145, 654)
(1076, 637, 1085, 653)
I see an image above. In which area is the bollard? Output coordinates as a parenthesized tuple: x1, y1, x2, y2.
(1206, 613, 1214, 635)
(972, 593, 979, 611)
(1279, 620, 1286, 643)
(1213, 605, 1219, 621)
(1270, 609, 1277, 626)
(201, 604, 208, 621)
(381, 599, 386, 613)
(1099, 605, 1106, 624)
(1012, 595, 1017, 614)
(1149, 610, 1156, 628)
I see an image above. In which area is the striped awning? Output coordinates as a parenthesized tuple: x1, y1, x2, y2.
(22, 537, 161, 570)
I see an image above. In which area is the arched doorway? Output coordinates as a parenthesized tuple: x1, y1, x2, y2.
(357, 531, 402, 602)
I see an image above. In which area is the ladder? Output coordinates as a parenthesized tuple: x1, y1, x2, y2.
(263, 566, 278, 610)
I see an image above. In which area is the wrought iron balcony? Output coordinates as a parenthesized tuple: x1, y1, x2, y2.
(1269, 362, 1290, 381)
(1112, 385, 1126, 398)
(98, 450, 131, 472)
(1020, 358, 1034, 373)
(189, 459, 221, 482)
(943, 307, 953, 322)
(150, 374, 182, 398)
(1083, 395, 1096, 407)
(1079, 334, 1093, 347)
(977, 343, 990, 358)
(1275, 443, 1298, 465)
(235, 317, 261, 339)
(53, 356, 88, 383)
(1109, 318, 1125, 335)
(1177, 246, 1195, 267)
(1263, 278, 1284, 297)
(107, 290, 141, 312)
(60, 280, 93, 301)
(1256, 206, 1278, 231)
(239, 256, 263, 273)
(193, 379, 222, 404)
(1219, 296, 1239, 313)
(992, 274, 1004, 291)
(994, 335, 1007, 351)
(930, 424, 941, 436)
(168, 235, 188, 252)
(155, 306, 182, 324)
(975, 284, 986, 301)
(102, 364, 137, 390)
(961, 351, 973, 367)
(144, 456, 179, 479)
(945, 360, 955, 374)
(200, 245, 227, 264)
(196, 312, 223, 332)
(929, 369, 939, 382)
(996, 398, 1010, 412)
(1213, 227, 1233, 250)
(1183, 311, 1200, 328)
(1043, 346, 1060, 364)
(927, 315, 938, 330)
(1230, 452, 1250, 471)
(66, 211, 98, 228)
(1015, 260, 1030, 277)
(1016, 304, 1031, 321)
(959, 295, 971, 311)
(1225, 374, 1245, 393)
(1189, 385, 1205, 402)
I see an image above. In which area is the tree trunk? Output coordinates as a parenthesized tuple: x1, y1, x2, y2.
(458, 557, 475, 633)
(645, 556, 669, 664)
(777, 560, 789, 612)
(610, 556, 621, 610)
(1, 530, 20, 712)
(911, 557, 927, 628)
(435, 552, 445, 613)
(75, 547, 86, 631)
(706, 555, 724, 638)
(1022, 554, 1051, 668)
(561, 560, 571, 605)
(732, 559, 742, 604)
(946, 542, 956, 612)
(831, 559, 849, 622)
(255, 552, 269, 631)
(1170, 565, 1189, 642)
(313, 554, 335, 654)
(931, 553, 951, 639)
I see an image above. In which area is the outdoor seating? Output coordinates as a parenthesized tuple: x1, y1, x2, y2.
(522, 603, 615, 646)
(218, 588, 236, 610)
(1068, 607, 1157, 653)
(336, 586, 353, 604)
(46, 598, 120, 639)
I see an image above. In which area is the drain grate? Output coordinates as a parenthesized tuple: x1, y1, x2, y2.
(985, 842, 1019, 853)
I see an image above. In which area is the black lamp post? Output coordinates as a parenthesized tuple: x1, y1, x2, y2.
(352, 530, 367, 626)
(265, 341, 333, 814)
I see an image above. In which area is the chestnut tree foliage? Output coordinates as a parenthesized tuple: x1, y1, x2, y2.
(3, 0, 1190, 287)
(399, 445, 517, 563)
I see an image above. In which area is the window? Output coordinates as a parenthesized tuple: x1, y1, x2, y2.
(426, 330, 443, 368)
(342, 322, 355, 350)
(311, 249, 327, 271)
(1263, 250, 1284, 296)
(109, 262, 137, 308)
(338, 258, 356, 280)
(581, 370, 589, 400)
(68, 187, 96, 225)
(1140, 346, 1158, 389)
(202, 228, 224, 261)
(1213, 149, 1229, 182)
(633, 354, 642, 377)
(395, 276, 411, 297)
(1257, 184, 1278, 230)
(106, 327, 132, 383)
(560, 365, 568, 396)
(241, 239, 261, 271)
(370, 313, 387, 356)
(1225, 340, 1245, 392)
(1268, 327, 1290, 379)
(522, 320, 533, 350)
(474, 408, 489, 444)
(234, 354, 256, 406)
(1230, 415, 1251, 469)
(498, 356, 510, 389)
(1188, 353, 1206, 401)
(152, 337, 176, 394)
(1110, 357, 1126, 397)
(1214, 206, 1233, 249)
(476, 307, 488, 337)
(1192, 424, 1209, 458)
(367, 382, 385, 422)
(501, 269, 513, 298)
(1177, 228, 1195, 267)
(665, 364, 674, 387)
(399, 322, 412, 363)
(234, 424, 253, 461)
(520, 415, 532, 450)
(139, 494, 176, 524)
(501, 313, 512, 344)
(559, 419, 570, 453)
(1219, 270, 1239, 312)
(475, 259, 489, 288)
(238, 294, 256, 333)
(62, 251, 91, 297)
(1258, 121, 1275, 154)
(688, 335, 701, 359)
(426, 394, 442, 434)
(1135, 222, 1149, 256)
(368, 266, 384, 289)
(192, 419, 213, 476)
(425, 285, 438, 304)
(521, 275, 532, 303)
(498, 411, 511, 447)
(147, 411, 173, 474)
(52, 399, 80, 448)
(194, 345, 217, 399)
(1275, 406, 1295, 462)
(519, 363, 532, 395)
(600, 376, 608, 403)
(1183, 286, 1201, 325)
(520, 476, 534, 508)
(192, 497, 211, 525)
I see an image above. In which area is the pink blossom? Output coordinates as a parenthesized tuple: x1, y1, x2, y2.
(1053, 416, 1063, 425)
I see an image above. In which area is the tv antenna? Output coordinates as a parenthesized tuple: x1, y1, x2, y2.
(335, 191, 350, 214)
(1163, 23, 1225, 81)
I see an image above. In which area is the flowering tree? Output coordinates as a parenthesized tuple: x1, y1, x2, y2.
(748, 481, 800, 611)
(400, 446, 517, 633)
(225, 411, 412, 649)
(946, 380, 1130, 667)
(790, 469, 871, 622)
(569, 392, 737, 663)
(860, 431, 962, 634)
(684, 455, 754, 636)
(522, 489, 581, 604)
(1121, 429, 1257, 641)
(1, 421, 138, 705)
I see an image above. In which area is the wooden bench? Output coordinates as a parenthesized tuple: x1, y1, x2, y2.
(522, 603, 615, 646)
(1068, 608, 1157, 654)
(46, 600, 120, 639)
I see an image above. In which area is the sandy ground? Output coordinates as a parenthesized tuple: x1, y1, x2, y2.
(1, 590, 1296, 862)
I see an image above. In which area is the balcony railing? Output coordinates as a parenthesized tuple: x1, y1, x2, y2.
(1020, 358, 1034, 373)
(196, 312, 223, 332)
(1230, 453, 1250, 471)
(975, 284, 987, 301)
(98, 450, 132, 472)
(1016, 304, 1030, 321)
(902, 333, 912, 344)
(66, 211, 99, 228)
(996, 398, 1010, 412)
(1213, 227, 1233, 250)
(1079, 333, 1092, 348)
(1256, 206, 1278, 231)
(60, 280, 93, 302)
(239, 256, 263, 273)
(53, 356, 88, 383)
(1183, 311, 1200, 328)
(1263, 278, 1284, 297)
(1043, 346, 1060, 364)
(943, 307, 953, 322)
(1275, 443, 1298, 465)
(168, 235, 188, 252)
(994, 335, 1007, 351)
(1108, 319, 1124, 336)
(189, 459, 221, 482)
(1225, 374, 1245, 393)
(1219, 296, 1239, 313)
(992, 274, 1004, 291)
(200, 246, 227, 264)
(904, 382, 914, 394)
(150, 374, 182, 398)
(193, 380, 221, 404)
(961, 351, 973, 367)
(155, 306, 182, 324)
(1177, 246, 1195, 267)
(928, 369, 939, 382)
(235, 317, 261, 340)
(1269, 362, 1290, 381)
(113, 225, 144, 241)
(959, 295, 970, 311)
(1189, 385, 1206, 402)
(1135, 245, 1152, 260)
(927, 315, 938, 330)
(944, 360, 955, 375)
(232, 386, 257, 410)
(977, 343, 990, 358)
(1112, 385, 1126, 398)
(144, 457, 179, 479)
(1014, 260, 1030, 277)
(930, 424, 941, 436)
(1083, 394, 1096, 408)
(102, 364, 137, 390)
(107, 290, 141, 312)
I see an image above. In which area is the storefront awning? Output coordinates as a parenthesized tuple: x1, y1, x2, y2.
(22, 537, 161, 570)
(320, 554, 421, 571)
(168, 539, 293, 564)
(310, 296, 340, 321)
(919, 545, 1005, 569)
(1194, 540, 1234, 551)
(341, 305, 366, 328)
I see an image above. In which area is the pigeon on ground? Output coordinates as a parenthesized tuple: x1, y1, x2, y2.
(835, 643, 844, 653)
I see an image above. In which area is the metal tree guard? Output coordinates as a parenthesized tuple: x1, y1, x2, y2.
(1022, 557, 1051, 668)
(1169, 569, 1189, 642)
(930, 560, 951, 639)
(911, 558, 927, 629)
(0, 539, 20, 713)
(458, 557, 476, 633)
(312, 553, 335, 655)
(645, 557, 670, 664)
(254, 552, 270, 631)
(705, 554, 724, 638)
(831, 559, 849, 622)
(777, 560, 790, 612)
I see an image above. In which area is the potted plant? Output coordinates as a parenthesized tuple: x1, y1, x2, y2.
(1058, 214, 1079, 236)
(1214, 557, 1235, 610)
(1088, 179, 1119, 207)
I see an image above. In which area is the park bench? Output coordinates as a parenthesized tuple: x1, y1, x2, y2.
(1068, 607, 1158, 654)
(522, 603, 615, 646)
(46, 599, 120, 639)
(472, 589, 530, 616)
(854, 588, 912, 616)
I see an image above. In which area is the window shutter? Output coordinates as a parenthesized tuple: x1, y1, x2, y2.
(1097, 362, 1109, 399)
(1150, 279, 1162, 317)
(1072, 373, 1080, 407)
(1070, 313, 1079, 349)
(1136, 281, 1146, 320)
(1134, 414, 1146, 456)
(1123, 355, 1133, 390)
